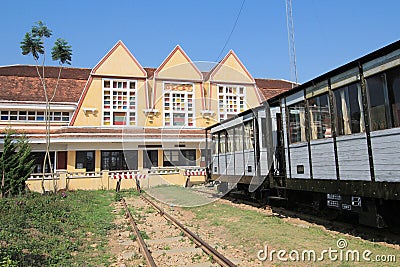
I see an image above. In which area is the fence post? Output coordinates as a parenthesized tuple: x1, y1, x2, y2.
(58, 171, 67, 191)
(102, 170, 109, 190)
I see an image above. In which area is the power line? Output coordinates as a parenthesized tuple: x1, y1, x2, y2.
(215, 0, 246, 62)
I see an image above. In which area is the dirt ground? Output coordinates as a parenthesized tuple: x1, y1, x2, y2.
(107, 187, 400, 266)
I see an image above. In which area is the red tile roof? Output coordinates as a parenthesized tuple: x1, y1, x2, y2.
(0, 65, 90, 103)
(255, 78, 298, 101)
(0, 65, 297, 104)
(144, 67, 157, 78)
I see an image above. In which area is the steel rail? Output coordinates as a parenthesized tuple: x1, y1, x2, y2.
(141, 193, 237, 267)
(121, 198, 157, 267)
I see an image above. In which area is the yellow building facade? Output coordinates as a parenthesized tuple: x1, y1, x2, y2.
(0, 40, 294, 191)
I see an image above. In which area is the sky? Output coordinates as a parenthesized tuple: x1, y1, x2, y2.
(1, 0, 399, 83)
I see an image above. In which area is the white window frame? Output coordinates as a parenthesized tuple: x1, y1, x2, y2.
(163, 81, 195, 127)
(0, 110, 71, 123)
(217, 84, 246, 121)
(102, 78, 137, 126)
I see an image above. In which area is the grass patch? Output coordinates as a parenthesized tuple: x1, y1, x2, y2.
(146, 185, 212, 207)
(187, 202, 400, 266)
(0, 190, 116, 266)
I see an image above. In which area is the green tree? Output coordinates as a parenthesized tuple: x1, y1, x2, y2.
(0, 129, 35, 197)
(20, 21, 72, 193)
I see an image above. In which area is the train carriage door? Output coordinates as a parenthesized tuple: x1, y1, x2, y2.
(276, 113, 285, 175)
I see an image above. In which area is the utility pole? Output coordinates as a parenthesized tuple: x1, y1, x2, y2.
(286, 0, 298, 85)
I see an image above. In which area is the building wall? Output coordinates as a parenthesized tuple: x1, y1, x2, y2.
(1, 40, 263, 187)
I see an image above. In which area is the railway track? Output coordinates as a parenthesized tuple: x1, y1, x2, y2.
(120, 193, 237, 267)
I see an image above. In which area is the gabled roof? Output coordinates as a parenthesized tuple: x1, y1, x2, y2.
(155, 45, 203, 80)
(255, 78, 297, 101)
(92, 40, 147, 77)
(207, 50, 255, 83)
(0, 65, 90, 103)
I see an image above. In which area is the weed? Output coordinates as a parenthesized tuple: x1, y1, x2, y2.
(139, 230, 149, 240)
(130, 234, 137, 241)
(211, 221, 221, 226)
(191, 253, 202, 263)
(114, 192, 123, 202)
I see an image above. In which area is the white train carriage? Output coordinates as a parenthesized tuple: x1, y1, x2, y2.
(268, 40, 400, 227)
(206, 40, 400, 228)
(207, 106, 273, 193)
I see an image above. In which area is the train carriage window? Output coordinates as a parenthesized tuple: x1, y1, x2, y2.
(212, 133, 218, 155)
(366, 66, 400, 131)
(219, 131, 226, 154)
(334, 83, 365, 135)
(288, 102, 307, 143)
(227, 128, 234, 153)
(234, 125, 244, 151)
(385, 66, 400, 128)
(244, 121, 254, 150)
(308, 93, 332, 140)
(261, 118, 268, 148)
(367, 73, 391, 131)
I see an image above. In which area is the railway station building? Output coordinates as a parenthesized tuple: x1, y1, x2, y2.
(0, 40, 294, 190)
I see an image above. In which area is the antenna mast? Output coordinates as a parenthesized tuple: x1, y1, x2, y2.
(285, 0, 298, 85)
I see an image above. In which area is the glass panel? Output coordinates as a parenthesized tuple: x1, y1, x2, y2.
(244, 121, 254, 150)
(76, 151, 95, 171)
(53, 112, 62, 121)
(113, 112, 126, 125)
(386, 66, 400, 128)
(19, 111, 27, 120)
(163, 150, 196, 166)
(367, 73, 390, 131)
(288, 102, 307, 143)
(219, 132, 226, 154)
(173, 113, 185, 126)
(212, 133, 218, 155)
(308, 93, 331, 140)
(234, 125, 243, 152)
(10, 111, 17, 120)
(226, 128, 234, 153)
(28, 111, 36, 121)
(1, 111, 9, 120)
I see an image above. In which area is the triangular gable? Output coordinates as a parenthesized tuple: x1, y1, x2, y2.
(209, 50, 255, 83)
(92, 40, 147, 77)
(155, 45, 202, 80)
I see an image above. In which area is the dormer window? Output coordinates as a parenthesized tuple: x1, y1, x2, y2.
(218, 85, 246, 121)
(102, 79, 136, 126)
(163, 82, 195, 127)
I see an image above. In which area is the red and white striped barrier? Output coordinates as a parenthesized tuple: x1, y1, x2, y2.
(184, 170, 206, 176)
(111, 173, 147, 180)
